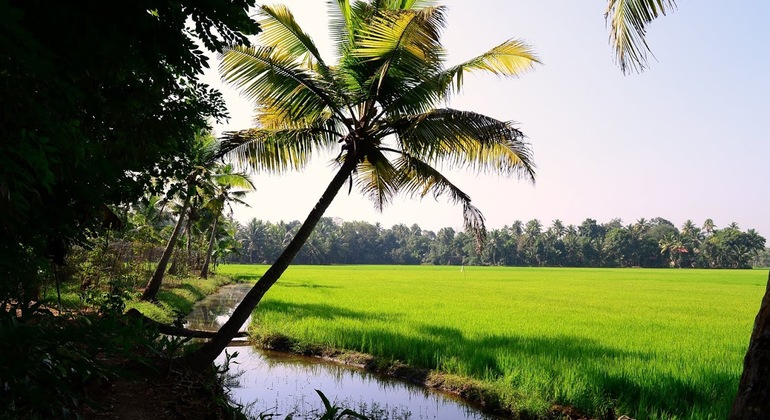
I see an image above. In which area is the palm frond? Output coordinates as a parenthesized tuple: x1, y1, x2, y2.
(442, 39, 539, 94)
(385, 0, 436, 10)
(380, 74, 445, 116)
(389, 108, 536, 180)
(606, 0, 676, 74)
(224, 190, 252, 208)
(353, 149, 400, 211)
(328, 0, 354, 57)
(393, 154, 487, 249)
(383, 39, 538, 115)
(219, 46, 340, 122)
(212, 166, 256, 191)
(221, 126, 338, 174)
(258, 5, 328, 70)
(351, 6, 446, 101)
(351, 6, 445, 66)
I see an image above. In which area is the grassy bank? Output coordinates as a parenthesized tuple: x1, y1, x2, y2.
(126, 275, 237, 323)
(219, 264, 766, 419)
(43, 273, 238, 323)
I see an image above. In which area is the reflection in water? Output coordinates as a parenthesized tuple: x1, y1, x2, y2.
(186, 283, 495, 420)
(185, 282, 254, 332)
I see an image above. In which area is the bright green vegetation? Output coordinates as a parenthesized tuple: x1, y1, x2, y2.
(42, 274, 236, 324)
(127, 275, 237, 324)
(219, 264, 766, 419)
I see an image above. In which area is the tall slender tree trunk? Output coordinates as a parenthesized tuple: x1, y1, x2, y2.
(200, 214, 219, 279)
(142, 190, 192, 301)
(168, 224, 187, 275)
(182, 156, 357, 368)
(730, 270, 770, 418)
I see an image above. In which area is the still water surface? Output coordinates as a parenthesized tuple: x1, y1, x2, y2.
(185, 283, 496, 419)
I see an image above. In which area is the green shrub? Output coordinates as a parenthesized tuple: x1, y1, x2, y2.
(0, 310, 160, 419)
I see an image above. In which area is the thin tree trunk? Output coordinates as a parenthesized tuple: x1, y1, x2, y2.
(730, 270, 770, 419)
(168, 224, 187, 276)
(200, 214, 219, 279)
(142, 191, 192, 301)
(182, 156, 357, 368)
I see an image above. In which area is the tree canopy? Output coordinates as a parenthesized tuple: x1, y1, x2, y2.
(0, 0, 259, 299)
(229, 216, 767, 269)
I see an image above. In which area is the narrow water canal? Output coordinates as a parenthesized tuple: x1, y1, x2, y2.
(185, 283, 497, 420)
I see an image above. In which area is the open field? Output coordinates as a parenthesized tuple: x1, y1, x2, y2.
(218, 265, 767, 419)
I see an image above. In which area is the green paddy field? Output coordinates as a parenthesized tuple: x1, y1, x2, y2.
(217, 265, 767, 419)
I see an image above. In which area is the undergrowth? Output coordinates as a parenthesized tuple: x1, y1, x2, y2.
(2, 274, 240, 419)
(0, 295, 160, 418)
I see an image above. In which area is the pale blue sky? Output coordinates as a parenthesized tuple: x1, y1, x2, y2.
(204, 1, 770, 238)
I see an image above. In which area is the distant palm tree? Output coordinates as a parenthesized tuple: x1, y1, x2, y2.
(128, 195, 174, 244)
(143, 133, 225, 300)
(659, 232, 684, 268)
(199, 164, 255, 278)
(508, 220, 524, 237)
(550, 219, 566, 239)
(184, 0, 538, 366)
(633, 217, 651, 235)
(680, 219, 699, 238)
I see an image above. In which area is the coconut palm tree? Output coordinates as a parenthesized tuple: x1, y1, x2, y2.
(127, 194, 175, 246)
(550, 219, 567, 239)
(142, 132, 223, 301)
(183, 0, 538, 366)
(659, 231, 684, 268)
(199, 164, 255, 278)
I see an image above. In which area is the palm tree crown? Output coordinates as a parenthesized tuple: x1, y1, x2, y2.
(220, 0, 538, 245)
(199, 163, 255, 278)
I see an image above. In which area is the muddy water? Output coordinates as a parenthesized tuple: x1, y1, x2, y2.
(185, 283, 496, 420)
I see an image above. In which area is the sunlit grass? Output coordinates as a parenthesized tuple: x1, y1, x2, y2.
(125, 275, 236, 324)
(219, 264, 767, 419)
(42, 272, 241, 324)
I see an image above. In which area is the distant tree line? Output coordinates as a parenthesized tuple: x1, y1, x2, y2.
(230, 217, 766, 269)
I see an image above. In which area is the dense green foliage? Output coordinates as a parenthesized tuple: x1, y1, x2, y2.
(220, 264, 765, 419)
(0, 269, 241, 418)
(230, 216, 766, 268)
(0, 0, 258, 306)
(21, 145, 245, 300)
(0, 296, 162, 418)
(751, 247, 770, 268)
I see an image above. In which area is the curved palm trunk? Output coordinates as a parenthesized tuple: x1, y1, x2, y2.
(730, 270, 770, 418)
(142, 190, 192, 301)
(200, 214, 219, 279)
(182, 156, 357, 368)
